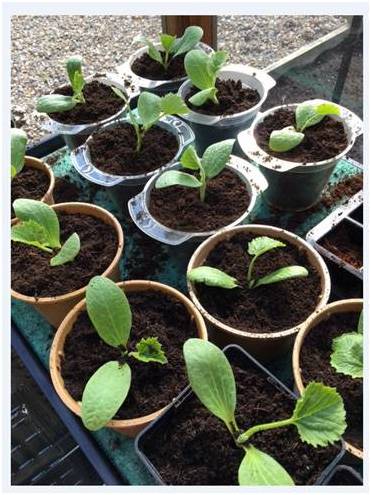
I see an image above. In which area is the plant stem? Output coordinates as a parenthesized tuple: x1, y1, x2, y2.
(135, 126, 143, 153)
(163, 50, 170, 70)
(237, 417, 293, 445)
(247, 255, 257, 286)
(199, 168, 206, 202)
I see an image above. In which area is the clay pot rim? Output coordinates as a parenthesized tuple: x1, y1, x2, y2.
(292, 298, 363, 460)
(187, 224, 331, 340)
(49, 279, 208, 429)
(11, 202, 124, 303)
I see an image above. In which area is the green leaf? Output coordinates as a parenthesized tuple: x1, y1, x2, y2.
(66, 55, 83, 88)
(201, 139, 234, 179)
(137, 92, 162, 130)
(72, 71, 85, 96)
(81, 361, 131, 431)
(330, 332, 363, 379)
(248, 236, 286, 257)
(50, 232, 80, 267)
(253, 266, 309, 289)
(11, 220, 52, 253)
(86, 276, 132, 348)
(11, 165, 17, 178)
(36, 94, 77, 113)
(160, 33, 176, 52)
(110, 86, 128, 103)
(129, 337, 167, 364)
(184, 49, 215, 90)
(160, 93, 189, 115)
(188, 266, 239, 289)
(358, 310, 363, 334)
(155, 170, 202, 189)
(269, 127, 305, 152)
(238, 445, 294, 486)
(171, 26, 203, 57)
(295, 101, 340, 132)
(208, 50, 228, 75)
(188, 87, 218, 106)
(292, 382, 346, 447)
(183, 339, 237, 430)
(180, 145, 202, 170)
(13, 199, 60, 248)
(11, 128, 27, 176)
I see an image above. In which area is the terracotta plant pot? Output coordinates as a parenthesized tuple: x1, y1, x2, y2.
(11, 202, 124, 328)
(187, 224, 331, 361)
(49, 280, 208, 437)
(292, 299, 363, 460)
(11, 156, 55, 226)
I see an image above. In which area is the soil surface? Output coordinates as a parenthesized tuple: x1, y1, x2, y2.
(255, 108, 348, 163)
(11, 213, 118, 297)
(48, 80, 124, 125)
(141, 352, 341, 485)
(149, 169, 250, 232)
(320, 221, 363, 269)
(53, 176, 82, 203)
(61, 290, 198, 419)
(193, 232, 322, 333)
(300, 311, 363, 449)
(88, 123, 178, 175)
(186, 78, 260, 116)
(328, 468, 362, 486)
(11, 166, 50, 218)
(131, 52, 186, 81)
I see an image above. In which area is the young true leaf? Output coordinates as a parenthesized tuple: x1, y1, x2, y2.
(11, 128, 27, 177)
(137, 92, 162, 129)
(81, 361, 131, 431)
(66, 55, 83, 88)
(86, 276, 132, 348)
(36, 95, 77, 113)
(129, 337, 167, 364)
(188, 266, 239, 289)
(201, 139, 234, 178)
(269, 127, 305, 152)
(171, 26, 203, 57)
(330, 333, 363, 379)
(248, 237, 286, 257)
(238, 445, 294, 486)
(50, 232, 80, 267)
(252, 266, 309, 289)
(11, 220, 52, 253)
(160, 33, 176, 52)
(155, 170, 202, 189)
(183, 339, 237, 433)
(180, 146, 202, 170)
(184, 49, 215, 90)
(295, 101, 340, 132)
(160, 93, 189, 115)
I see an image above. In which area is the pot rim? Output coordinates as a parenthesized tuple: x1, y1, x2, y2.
(11, 202, 124, 303)
(187, 224, 331, 339)
(292, 298, 363, 459)
(49, 279, 208, 429)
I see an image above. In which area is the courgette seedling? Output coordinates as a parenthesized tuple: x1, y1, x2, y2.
(36, 55, 87, 113)
(111, 88, 188, 153)
(268, 100, 341, 153)
(330, 309, 363, 379)
(188, 236, 308, 289)
(184, 48, 229, 106)
(11, 128, 27, 179)
(184, 339, 346, 486)
(80, 276, 167, 431)
(134, 25, 203, 71)
(155, 139, 234, 201)
(11, 199, 80, 266)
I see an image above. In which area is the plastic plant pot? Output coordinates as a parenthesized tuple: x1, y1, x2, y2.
(135, 344, 345, 485)
(187, 224, 331, 361)
(237, 102, 363, 212)
(117, 42, 213, 96)
(323, 465, 363, 485)
(49, 280, 208, 438)
(70, 115, 195, 214)
(178, 64, 276, 154)
(11, 202, 124, 328)
(11, 156, 55, 226)
(292, 299, 363, 460)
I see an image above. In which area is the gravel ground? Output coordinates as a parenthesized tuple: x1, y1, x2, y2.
(11, 15, 347, 142)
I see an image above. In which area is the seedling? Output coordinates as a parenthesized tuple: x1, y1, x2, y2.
(330, 309, 363, 379)
(269, 100, 341, 153)
(11, 128, 27, 178)
(111, 88, 188, 152)
(184, 49, 228, 106)
(134, 26, 203, 71)
(184, 339, 346, 486)
(188, 236, 308, 289)
(36, 56, 86, 113)
(81, 276, 167, 430)
(155, 139, 234, 201)
(11, 199, 80, 266)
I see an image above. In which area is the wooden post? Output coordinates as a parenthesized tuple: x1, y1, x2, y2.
(161, 16, 217, 49)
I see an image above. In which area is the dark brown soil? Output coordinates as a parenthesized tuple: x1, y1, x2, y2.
(300, 311, 363, 449)
(194, 232, 322, 333)
(141, 353, 341, 485)
(11, 213, 118, 297)
(53, 176, 82, 203)
(131, 52, 186, 80)
(255, 108, 348, 163)
(61, 290, 198, 419)
(320, 221, 363, 269)
(149, 169, 250, 232)
(328, 468, 362, 486)
(48, 80, 124, 125)
(11, 166, 50, 218)
(186, 78, 260, 116)
(321, 174, 363, 208)
(88, 124, 178, 176)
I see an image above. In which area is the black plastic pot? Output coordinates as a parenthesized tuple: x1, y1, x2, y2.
(323, 465, 363, 485)
(135, 344, 345, 486)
